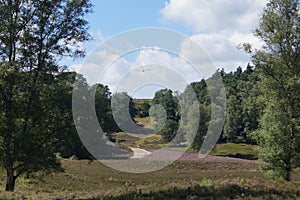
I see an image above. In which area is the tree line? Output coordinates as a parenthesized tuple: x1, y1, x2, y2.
(145, 65, 260, 147)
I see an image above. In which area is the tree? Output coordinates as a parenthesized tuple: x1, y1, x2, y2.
(152, 89, 177, 121)
(223, 95, 243, 142)
(94, 84, 118, 133)
(246, 0, 300, 181)
(184, 82, 211, 150)
(160, 119, 178, 143)
(111, 92, 137, 133)
(136, 100, 151, 118)
(151, 89, 179, 142)
(53, 72, 92, 159)
(189, 103, 211, 150)
(223, 67, 246, 143)
(0, 0, 92, 191)
(191, 79, 210, 104)
(239, 65, 262, 144)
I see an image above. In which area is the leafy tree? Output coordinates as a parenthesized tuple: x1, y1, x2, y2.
(94, 84, 118, 133)
(223, 67, 245, 143)
(189, 67, 263, 146)
(223, 95, 243, 142)
(201, 71, 226, 154)
(221, 66, 262, 144)
(151, 89, 178, 142)
(111, 92, 136, 133)
(189, 75, 227, 151)
(183, 82, 211, 150)
(160, 119, 178, 143)
(152, 89, 177, 121)
(191, 79, 210, 104)
(238, 65, 262, 144)
(190, 104, 211, 150)
(0, 0, 92, 191)
(246, 0, 300, 181)
(53, 72, 92, 159)
(136, 100, 151, 118)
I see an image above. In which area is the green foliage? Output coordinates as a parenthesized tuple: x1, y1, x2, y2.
(223, 95, 243, 142)
(248, 0, 300, 181)
(151, 89, 179, 142)
(53, 72, 92, 159)
(152, 89, 177, 121)
(253, 102, 300, 180)
(94, 84, 119, 133)
(133, 66, 262, 150)
(160, 119, 178, 143)
(179, 82, 210, 150)
(111, 92, 136, 131)
(189, 75, 225, 152)
(199, 178, 214, 188)
(135, 100, 151, 118)
(222, 65, 261, 144)
(0, 0, 92, 191)
(190, 104, 210, 150)
(210, 143, 258, 160)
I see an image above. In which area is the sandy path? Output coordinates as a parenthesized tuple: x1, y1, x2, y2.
(129, 147, 151, 158)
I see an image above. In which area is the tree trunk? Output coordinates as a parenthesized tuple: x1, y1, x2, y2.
(5, 168, 15, 192)
(285, 166, 291, 182)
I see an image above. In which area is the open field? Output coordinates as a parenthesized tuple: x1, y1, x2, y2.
(0, 156, 300, 200)
(0, 119, 296, 199)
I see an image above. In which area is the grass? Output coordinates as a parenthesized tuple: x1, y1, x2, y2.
(112, 117, 167, 151)
(135, 134, 166, 150)
(0, 160, 299, 199)
(113, 132, 166, 151)
(210, 143, 258, 160)
(126, 118, 259, 160)
(134, 117, 153, 128)
(113, 133, 259, 159)
(0, 118, 286, 199)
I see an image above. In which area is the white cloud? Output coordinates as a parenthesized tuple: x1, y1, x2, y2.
(161, 0, 267, 33)
(72, 46, 208, 98)
(228, 31, 263, 50)
(71, 49, 122, 85)
(131, 47, 204, 82)
(100, 57, 131, 92)
(161, 0, 267, 71)
(181, 33, 250, 71)
(115, 48, 202, 97)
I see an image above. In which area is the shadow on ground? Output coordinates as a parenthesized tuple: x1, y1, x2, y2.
(221, 153, 258, 160)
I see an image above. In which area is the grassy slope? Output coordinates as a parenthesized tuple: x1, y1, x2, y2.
(134, 117, 152, 128)
(113, 117, 166, 151)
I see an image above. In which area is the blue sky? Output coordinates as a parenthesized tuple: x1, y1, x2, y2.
(87, 0, 191, 36)
(73, 0, 268, 98)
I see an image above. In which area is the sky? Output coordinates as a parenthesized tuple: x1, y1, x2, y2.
(70, 0, 268, 98)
